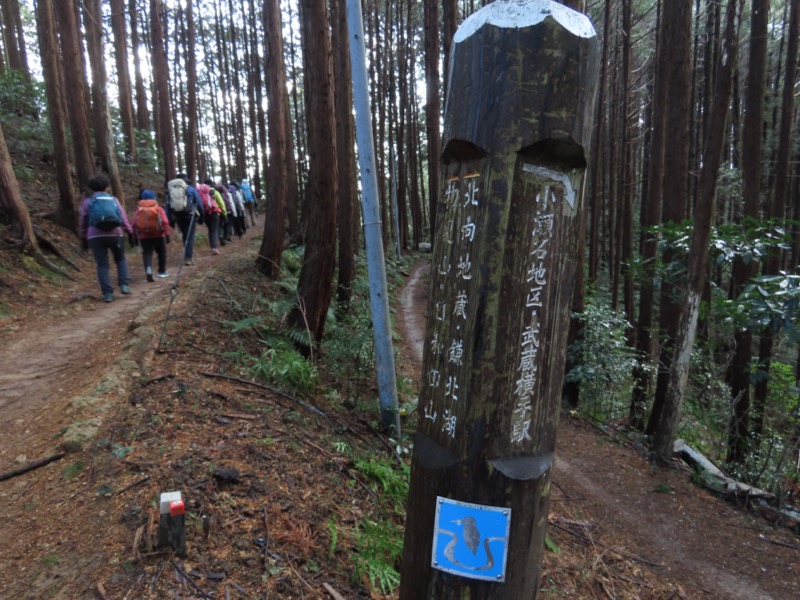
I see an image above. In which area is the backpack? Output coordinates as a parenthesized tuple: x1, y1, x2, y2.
(88, 193, 123, 231)
(198, 184, 220, 215)
(135, 200, 164, 237)
(167, 178, 189, 213)
(240, 181, 255, 203)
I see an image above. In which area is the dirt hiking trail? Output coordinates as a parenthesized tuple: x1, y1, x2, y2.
(0, 224, 258, 460)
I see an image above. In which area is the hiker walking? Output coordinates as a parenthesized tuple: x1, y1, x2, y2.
(229, 183, 247, 237)
(133, 190, 171, 281)
(197, 183, 224, 255)
(211, 181, 236, 243)
(240, 178, 257, 227)
(78, 175, 134, 303)
(166, 174, 205, 266)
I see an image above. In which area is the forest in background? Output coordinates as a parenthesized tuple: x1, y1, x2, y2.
(0, 0, 799, 516)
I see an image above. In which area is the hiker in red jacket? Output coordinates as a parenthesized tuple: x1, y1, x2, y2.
(133, 189, 171, 282)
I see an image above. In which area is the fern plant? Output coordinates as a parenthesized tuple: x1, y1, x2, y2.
(352, 457, 410, 513)
(244, 338, 318, 396)
(352, 517, 403, 595)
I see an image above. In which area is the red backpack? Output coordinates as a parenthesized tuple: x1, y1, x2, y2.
(135, 199, 164, 237)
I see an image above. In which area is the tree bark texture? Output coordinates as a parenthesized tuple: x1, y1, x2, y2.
(256, 0, 289, 280)
(34, 0, 76, 229)
(84, 0, 124, 204)
(727, 0, 770, 465)
(184, 0, 199, 181)
(110, 0, 137, 163)
(753, 0, 800, 448)
(0, 0, 30, 78)
(130, 0, 150, 132)
(0, 121, 39, 252)
(647, 0, 694, 437)
(151, 0, 177, 179)
(332, 0, 357, 307)
(288, 0, 338, 349)
(424, 0, 441, 237)
(55, 0, 94, 193)
(651, 0, 743, 464)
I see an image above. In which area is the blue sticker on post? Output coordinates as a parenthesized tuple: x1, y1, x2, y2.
(432, 496, 511, 582)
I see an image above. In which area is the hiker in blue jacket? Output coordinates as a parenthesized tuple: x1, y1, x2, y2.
(78, 175, 134, 303)
(240, 178, 257, 227)
(165, 174, 205, 266)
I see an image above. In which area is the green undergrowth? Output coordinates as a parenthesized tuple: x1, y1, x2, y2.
(175, 243, 418, 596)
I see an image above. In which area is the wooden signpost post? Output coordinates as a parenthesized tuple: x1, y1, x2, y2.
(400, 1, 599, 598)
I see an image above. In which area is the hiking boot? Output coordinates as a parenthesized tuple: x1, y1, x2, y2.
(103, 293, 114, 303)
(146, 268, 154, 283)
(212, 248, 220, 255)
(184, 260, 195, 266)
(120, 284, 132, 295)
(156, 272, 170, 279)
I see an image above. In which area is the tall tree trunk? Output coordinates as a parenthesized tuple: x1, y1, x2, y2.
(245, 0, 268, 196)
(151, 0, 177, 178)
(130, 0, 150, 132)
(55, 0, 94, 192)
(84, 0, 125, 203)
(110, 0, 137, 163)
(752, 0, 800, 449)
(287, 9, 306, 216)
(647, 0, 694, 437)
(288, 0, 338, 352)
(0, 0, 30, 79)
(727, 0, 770, 465)
(0, 122, 41, 253)
(652, 0, 743, 464)
(184, 0, 199, 181)
(226, 0, 247, 178)
(423, 0, 441, 236)
(169, 7, 185, 175)
(34, 0, 76, 229)
(632, 1, 667, 428)
(286, 8, 302, 239)
(256, 0, 289, 280)
(442, 0, 457, 100)
(332, 0, 357, 307)
(620, 0, 635, 344)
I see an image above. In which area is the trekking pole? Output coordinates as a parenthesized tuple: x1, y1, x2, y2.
(156, 210, 197, 352)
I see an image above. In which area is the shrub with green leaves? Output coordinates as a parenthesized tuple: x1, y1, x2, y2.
(0, 70, 40, 118)
(566, 296, 645, 421)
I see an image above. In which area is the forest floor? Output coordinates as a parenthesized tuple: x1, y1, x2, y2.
(0, 217, 798, 599)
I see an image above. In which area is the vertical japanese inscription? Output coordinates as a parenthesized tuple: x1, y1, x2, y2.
(423, 171, 482, 442)
(509, 166, 568, 445)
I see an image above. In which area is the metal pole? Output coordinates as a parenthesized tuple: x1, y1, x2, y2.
(346, 0, 401, 436)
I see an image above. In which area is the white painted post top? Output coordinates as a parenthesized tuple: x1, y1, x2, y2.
(454, 0, 595, 43)
(159, 491, 182, 514)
